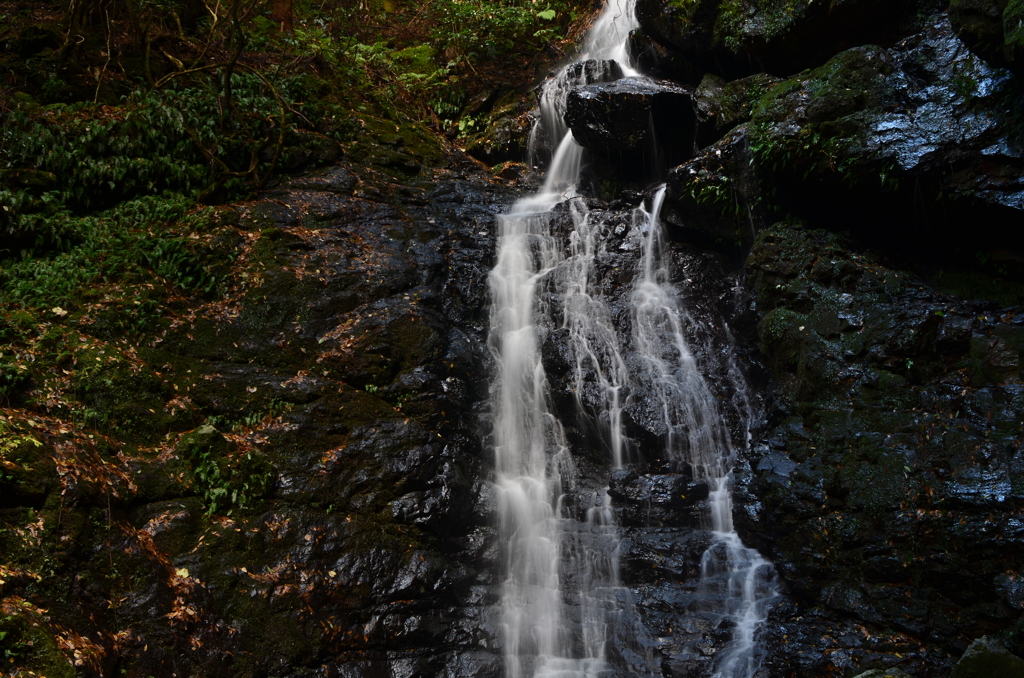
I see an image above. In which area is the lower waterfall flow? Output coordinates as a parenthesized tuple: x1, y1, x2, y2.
(487, 0, 778, 676)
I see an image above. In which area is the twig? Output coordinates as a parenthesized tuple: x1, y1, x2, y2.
(153, 61, 230, 89)
(94, 7, 113, 103)
(243, 67, 288, 190)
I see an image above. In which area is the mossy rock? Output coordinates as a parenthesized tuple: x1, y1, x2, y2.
(635, 0, 917, 76)
(663, 125, 762, 249)
(951, 636, 1024, 678)
(71, 349, 176, 442)
(176, 425, 275, 514)
(345, 115, 445, 176)
(717, 73, 781, 134)
(464, 102, 534, 165)
(269, 128, 345, 174)
(0, 613, 75, 678)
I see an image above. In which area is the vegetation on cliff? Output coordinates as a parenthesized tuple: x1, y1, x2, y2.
(0, 0, 587, 673)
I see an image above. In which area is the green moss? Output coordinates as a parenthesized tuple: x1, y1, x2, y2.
(748, 46, 896, 186)
(391, 45, 436, 75)
(715, 0, 809, 51)
(718, 73, 780, 130)
(1007, 0, 1024, 53)
(0, 613, 75, 678)
(345, 114, 445, 177)
(71, 348, 176, 443)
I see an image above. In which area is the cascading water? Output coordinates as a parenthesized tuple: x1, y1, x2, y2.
(490, 3, 643, 676)
(488, 0, 776, 676)
(631, 188, 778, 678)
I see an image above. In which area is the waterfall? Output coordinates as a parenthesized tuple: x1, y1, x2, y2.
(488, 0, 776, 676)
(632, 188, 778, 678)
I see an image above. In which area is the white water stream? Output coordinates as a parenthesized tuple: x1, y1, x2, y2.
(488, 0, 777, 676)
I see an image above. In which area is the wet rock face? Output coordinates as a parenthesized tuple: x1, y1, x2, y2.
(660, 13, 1024, 270)
(745, 222, 1024, 668)
(563, 76, 698, 181)
(565, 77, 696, 156)
(532, 195, 775, 676)
(0, 151, 511, 677)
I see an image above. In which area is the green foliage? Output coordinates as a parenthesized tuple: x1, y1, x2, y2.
(0, 71, 331, 311)
(0, 73, 304, 225)
(0, 421, 42, 461)
(0, 195, 219, 308)
(0, 615, 26, 662)
(191, 448, 274, 515)
(429, 0, 566, 62)
(178, 425, 275, 514)
(0, 361, 32, 401)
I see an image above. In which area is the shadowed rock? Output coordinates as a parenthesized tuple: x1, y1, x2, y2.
(565, 76, 697, 180)
(634, 0, 919, 78)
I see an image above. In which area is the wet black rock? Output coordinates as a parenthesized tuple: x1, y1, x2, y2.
(662, 125, 761, 252)
(744, 222, 1024, 665)
(564, 76, 697, 169)
(609, 469, 709, 526)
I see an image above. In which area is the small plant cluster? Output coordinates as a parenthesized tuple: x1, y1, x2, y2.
(177, 425, 275, 515)
(190, 446, 275, 515)
(0, 69, 339, 315)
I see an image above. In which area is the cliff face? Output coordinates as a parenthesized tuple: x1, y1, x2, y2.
(549, 0, 1024, 674)
(0, 134, 515, 676)
(3, 0, 1024, 676)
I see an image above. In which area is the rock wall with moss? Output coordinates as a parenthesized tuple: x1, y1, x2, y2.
(521, 0, 1024, 674)
(5, 0, 1024, 673)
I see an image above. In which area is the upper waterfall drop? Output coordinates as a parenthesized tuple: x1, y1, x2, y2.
(488, 0, 777, 675)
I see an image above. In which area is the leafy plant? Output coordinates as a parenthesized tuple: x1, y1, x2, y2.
(179, 426, 275, 514)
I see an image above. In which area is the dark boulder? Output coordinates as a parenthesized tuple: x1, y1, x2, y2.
(564, 76, 697, 175)
(627, 27, 705, 84)
(662, 124, 762, 252)
(703, 17, 1024, 261)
